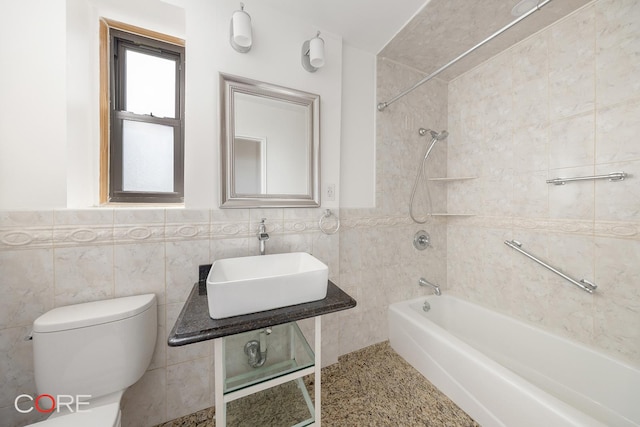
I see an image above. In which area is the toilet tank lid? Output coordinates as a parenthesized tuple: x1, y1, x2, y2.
(33, 294, 156, 333)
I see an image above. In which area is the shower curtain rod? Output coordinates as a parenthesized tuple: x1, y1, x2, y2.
(377, 0, 553, 111)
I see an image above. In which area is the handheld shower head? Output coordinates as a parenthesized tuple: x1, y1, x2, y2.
(411, 127, 449, 224)
(434, 130, 449, 140)
(418, 128, 449, 141)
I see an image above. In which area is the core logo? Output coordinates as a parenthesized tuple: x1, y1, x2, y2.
(14, 394, 91, 414)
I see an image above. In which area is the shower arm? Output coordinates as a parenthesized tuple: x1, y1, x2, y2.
(377, 0, 553, 111)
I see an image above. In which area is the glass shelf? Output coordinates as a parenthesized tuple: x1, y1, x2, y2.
(224, 322, 314, 394)
(215, 318, 322, 427)
(430, 213, 476, 216)
(428, 176, 478, 181)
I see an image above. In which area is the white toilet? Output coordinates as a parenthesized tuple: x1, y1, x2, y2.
(26, 294, 157, 427)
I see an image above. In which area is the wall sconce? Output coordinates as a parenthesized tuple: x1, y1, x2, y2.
(230, 3, 252, 53)
(302, 32, 325, 72)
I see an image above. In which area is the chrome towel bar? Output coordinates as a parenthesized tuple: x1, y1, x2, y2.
(504, 240, 597, 294)
(546, 172, 626, 186)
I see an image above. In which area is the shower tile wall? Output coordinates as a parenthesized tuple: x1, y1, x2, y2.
(0, 208, 339, 427)
(446, 0, 640, 366)
(337, 58, 449, 355)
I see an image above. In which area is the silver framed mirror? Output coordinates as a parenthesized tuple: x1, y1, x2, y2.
(220, 73, 320, 208)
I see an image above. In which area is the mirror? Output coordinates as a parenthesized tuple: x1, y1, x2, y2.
(220, 73, 320, 207)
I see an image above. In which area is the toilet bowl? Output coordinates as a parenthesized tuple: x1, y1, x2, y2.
(25, 294, 157, 427)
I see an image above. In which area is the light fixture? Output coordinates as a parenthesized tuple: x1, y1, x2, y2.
(230, 3, 252, 53)
(302, 31, 325, 72)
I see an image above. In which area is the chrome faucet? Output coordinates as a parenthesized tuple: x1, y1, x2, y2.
(419, 277, 441, 296)
(257, 218, 269, 255)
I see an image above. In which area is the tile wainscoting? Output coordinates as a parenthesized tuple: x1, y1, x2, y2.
(0, 207, 340, 427)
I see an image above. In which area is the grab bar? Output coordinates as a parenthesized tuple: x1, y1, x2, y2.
(504, 240, 597, 294)
(546, 172, 626, 185)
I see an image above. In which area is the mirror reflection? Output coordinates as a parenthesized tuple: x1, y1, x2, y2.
(234, 93, 309, 195)
(220, 73, 320, 208)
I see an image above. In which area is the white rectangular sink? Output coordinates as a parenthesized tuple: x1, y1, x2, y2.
(206, 252, 329, 319)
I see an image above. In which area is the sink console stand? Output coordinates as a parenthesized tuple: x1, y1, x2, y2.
(214, 317, 321, 426)
(167, 279, 356, 427)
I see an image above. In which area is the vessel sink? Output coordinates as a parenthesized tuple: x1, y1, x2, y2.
(206, 252, 328, 319)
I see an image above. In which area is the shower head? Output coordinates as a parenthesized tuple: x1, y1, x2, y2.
(418, 128, 449, 141)
(434, 130, 449, 140)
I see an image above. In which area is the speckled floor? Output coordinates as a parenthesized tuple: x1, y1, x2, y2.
(155, 341, 480, 427)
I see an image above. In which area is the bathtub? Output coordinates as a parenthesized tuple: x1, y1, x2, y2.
(388, 295, 640, 427)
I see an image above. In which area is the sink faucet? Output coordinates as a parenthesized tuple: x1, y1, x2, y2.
(419, 277, 441, 296)
(257, 218, 269, 255)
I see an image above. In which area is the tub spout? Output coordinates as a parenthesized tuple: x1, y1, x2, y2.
(419, 277, 441, 296)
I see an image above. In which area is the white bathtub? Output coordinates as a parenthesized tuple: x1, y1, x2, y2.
(388, 295, 640, 427)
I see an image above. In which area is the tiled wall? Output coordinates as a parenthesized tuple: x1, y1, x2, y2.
(446, 0, 640, 366)
(0, 208, 338, 426)
(336, 58, 449, 354)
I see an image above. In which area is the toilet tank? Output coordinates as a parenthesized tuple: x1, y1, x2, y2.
(32, 294, 157, 400)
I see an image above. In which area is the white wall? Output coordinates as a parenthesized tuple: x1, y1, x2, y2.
(66, 0, 99, 207)
(340, 44, 376, 208)
(0, 0, 67, 209)
(90, 0, 186, 37)
(183, 0, 343, 209)
(0, 0, 377, 210)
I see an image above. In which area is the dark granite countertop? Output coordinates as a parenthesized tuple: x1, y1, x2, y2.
(168, 280, 356, 346)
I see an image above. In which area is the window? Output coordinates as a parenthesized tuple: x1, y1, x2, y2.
(100, 21, 185, 203)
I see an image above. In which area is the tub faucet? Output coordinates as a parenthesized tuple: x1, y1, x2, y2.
(419, 277, 441, 296)
(257, 218, 269, 255)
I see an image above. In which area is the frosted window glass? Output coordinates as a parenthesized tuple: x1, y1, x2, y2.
(125, 50, 176, 118)
(122, 120, 174, 192)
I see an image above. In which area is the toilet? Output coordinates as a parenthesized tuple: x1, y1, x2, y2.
(25, 294, 157, 427)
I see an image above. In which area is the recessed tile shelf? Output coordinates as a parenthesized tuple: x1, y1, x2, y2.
(428, 176, 477, 216)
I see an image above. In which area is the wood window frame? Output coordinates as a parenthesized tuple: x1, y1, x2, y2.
(99, 19, 185, 204)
